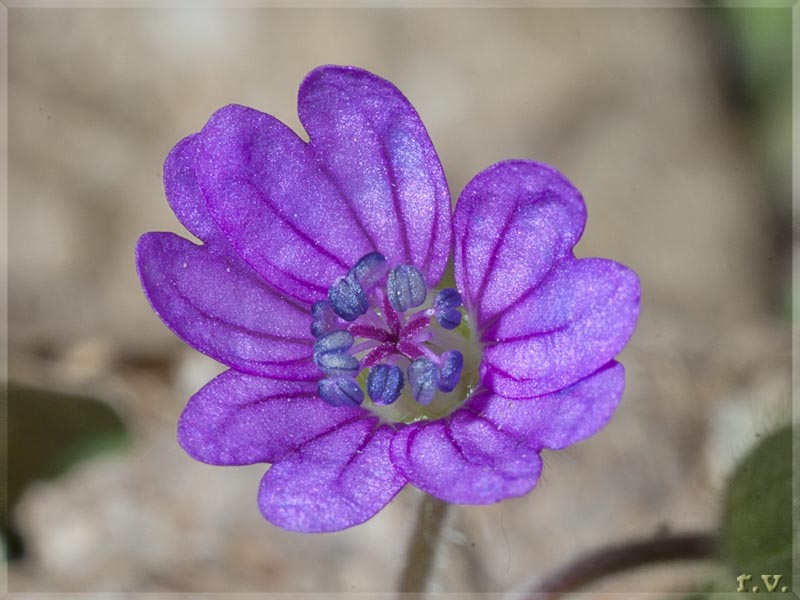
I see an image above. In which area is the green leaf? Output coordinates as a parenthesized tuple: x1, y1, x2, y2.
(723, 7, 792, 94)
(720, 425, 795, 590)
(1, 382, 129, 559)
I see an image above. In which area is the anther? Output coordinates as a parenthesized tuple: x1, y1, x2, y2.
(434, 288, 463, 330)
(328, 274, 368, 322)
(408, 357, 440, 405)
(387, 265, 426, 313)
(310, 300, 338, 338)
(313, 255, 470, 414)
(313, 330, 354, 354)
(350, 252, 389, 289)
(313, 330, 359, 376)
(366, 364, 404, 406)
(437, 350, 464, 393)
(318, 377, 364, 407)
(314, 352, 359, 376)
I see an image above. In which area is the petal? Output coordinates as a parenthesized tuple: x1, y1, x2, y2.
(481, 258, 640, 398)
(163, 133, 225, 245)
(178, 370, 362, 465)
(453, 160, 586, 327)
(259, 420, 406, 532)
(390, 416, 542, 504)
(195, 104, 375, 303)
(136, 232, 318, 379)
(299, 65, 452, 285)
(465, 361, 625, 450)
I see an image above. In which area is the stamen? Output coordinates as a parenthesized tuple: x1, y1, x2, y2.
(350, 252, 389, 289)
(350, 340, 380, 355)
(328, 274, 368, 321)
(366, 364, 404, 406)
(312, 253, 472, 417)
(314, 351, 359, 377)
(313, 330, 359, 376)
(435, 287, 461, 307)
(318, 377, 364, 407)
(407, 357, 440, 405)
(313, 330, 354, 354)
(310, 300, 338, 338)
(437, 350, 464, 392)
(362, 308, 387, 329)
(434, 288, 463, 330)
(387, 264, 426, 313)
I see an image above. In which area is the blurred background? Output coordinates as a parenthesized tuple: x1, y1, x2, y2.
(4, 5, 794, 596)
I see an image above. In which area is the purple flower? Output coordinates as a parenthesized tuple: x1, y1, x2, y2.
(136, 65, 640, 533)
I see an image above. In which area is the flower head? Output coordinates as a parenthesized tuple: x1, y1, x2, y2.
(136, 65, 640, 533)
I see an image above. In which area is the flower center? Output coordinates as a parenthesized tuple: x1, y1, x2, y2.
(310, 252, 480, 424)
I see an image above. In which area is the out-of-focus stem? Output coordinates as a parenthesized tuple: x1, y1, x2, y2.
(396, 492, 451, 597)
(527, 531, 718, 600)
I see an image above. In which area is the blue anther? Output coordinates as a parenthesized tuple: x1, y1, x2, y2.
(387, 264, 427, 313)
(436, 308, 462, 330)
(437, 350, 464, 393)
(435, 288, 462, 308)
(310, 300, 338, 338)
(318, 377, 364, 408)
(366, 364, 404, 406)
(314, 351, 360, 377)
(434, 288, 463, 330)
(350, 252, 388, 290)
(328, 274, 368, 322)
(313, 330, 359, 376)
(313, 330, 354, 355)
(408, 357, 440, 406)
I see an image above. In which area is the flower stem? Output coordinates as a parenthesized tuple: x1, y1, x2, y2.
(527, 531, 718, 600)
(396, 492, 451, 596)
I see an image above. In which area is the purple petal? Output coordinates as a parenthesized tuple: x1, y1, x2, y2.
(136, 232, 318, 380)
(163, 133, 225, 245)
(259, 420, 406, 532)
(299, 65, 452, 285)
(390, 417, 542, 504)
(195, 104, 375, 304)
(465, 361, 625, 450)
(179, 370, 361, 465)
(481, 258, 640, 398)
(453, 160, 586, 327)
